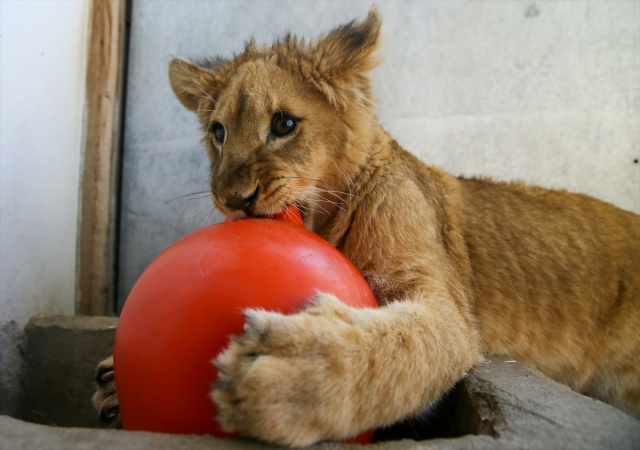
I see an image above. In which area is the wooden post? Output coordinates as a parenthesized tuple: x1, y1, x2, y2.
(76, 0, 127, 315)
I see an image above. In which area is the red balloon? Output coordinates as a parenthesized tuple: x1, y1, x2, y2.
(114, 205, 377, 444)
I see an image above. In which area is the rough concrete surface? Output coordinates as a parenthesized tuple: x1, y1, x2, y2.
(0, 416, 489, 450)
(468, 358, 640, 449)
(18, 316, 117, 427)
(1, 317, 639, 449)
(0, 321, 26, 416)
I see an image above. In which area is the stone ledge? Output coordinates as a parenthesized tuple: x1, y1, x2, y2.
(2, 316, 639, 449)
(18, 316, 118, 427)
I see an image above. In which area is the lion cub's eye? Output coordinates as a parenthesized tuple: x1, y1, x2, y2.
(209, 122, 225, 144)
(270, 113, 297, 138)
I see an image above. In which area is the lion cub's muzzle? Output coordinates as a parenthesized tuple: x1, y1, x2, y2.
(224, 187, 259, 216)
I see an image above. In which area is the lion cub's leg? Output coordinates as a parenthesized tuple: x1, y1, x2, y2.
(92, 355, 122, 427)
(213, 292, 481, 447)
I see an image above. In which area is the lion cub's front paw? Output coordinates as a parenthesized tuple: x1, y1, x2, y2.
(213, 293, 376, 447)
(91, 356, 122, 428)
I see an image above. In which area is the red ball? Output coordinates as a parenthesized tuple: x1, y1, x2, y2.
(114, 206, 377, 444)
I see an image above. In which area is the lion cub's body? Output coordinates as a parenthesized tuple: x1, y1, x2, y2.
(94, 8, 640, 446)
(325, 129, 640, 415)
(462, 174, 640, 398)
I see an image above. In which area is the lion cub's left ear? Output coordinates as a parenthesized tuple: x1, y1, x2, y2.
(309, 7, 382, 107)
(168, 58, 223, 112)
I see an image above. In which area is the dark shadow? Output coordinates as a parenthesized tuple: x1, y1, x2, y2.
(372, 380, 497, 442)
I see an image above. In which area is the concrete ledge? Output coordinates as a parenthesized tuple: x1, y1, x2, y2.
(2, 316, 639, 449)
(18, 316, 118, 427)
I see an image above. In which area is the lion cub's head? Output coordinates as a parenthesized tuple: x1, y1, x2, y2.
(168, 9, 381, 225)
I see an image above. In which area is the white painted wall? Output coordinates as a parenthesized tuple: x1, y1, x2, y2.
(0, 0, 89, 328)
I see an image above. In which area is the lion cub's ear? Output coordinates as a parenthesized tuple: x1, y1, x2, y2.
(314, 8, 381, 75)
(168, 58, 222, 111)
(309, 7, 382, 106)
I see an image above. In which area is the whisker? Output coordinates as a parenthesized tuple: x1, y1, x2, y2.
(286, 191, 347, 212)
(208, 208, 222, 223)
(284, 186, 350, 210)
(285, 184, 350, 196)
(282, 176, 359, 198)
(172, 199, 219, 233)
(337, 165, 358, 197)
(299, 203, 330, 216)
(281, 202, 293, 221)
(165, 190, 212, 204)
(287, 191, 332, 216)
(281, 176, 335, 187)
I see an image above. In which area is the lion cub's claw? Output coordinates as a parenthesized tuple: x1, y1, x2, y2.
(92, 356, 122, 428)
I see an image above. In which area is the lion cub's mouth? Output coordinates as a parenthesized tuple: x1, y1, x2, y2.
(253, 203, 309, 221)
(220, 199, 308, 221)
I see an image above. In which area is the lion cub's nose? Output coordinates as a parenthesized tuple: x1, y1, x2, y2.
(225, 188, 258, 215)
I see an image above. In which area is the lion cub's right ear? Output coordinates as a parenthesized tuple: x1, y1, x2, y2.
(168, 58, 222, 112)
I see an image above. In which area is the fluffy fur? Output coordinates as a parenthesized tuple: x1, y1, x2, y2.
(94, 8, 640, 446)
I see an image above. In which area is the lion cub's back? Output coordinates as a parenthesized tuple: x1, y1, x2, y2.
(459, 177, 639, 404)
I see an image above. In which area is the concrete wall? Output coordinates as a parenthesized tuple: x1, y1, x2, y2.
(0, 0, 90, 413)
(377, 1, 639, 213)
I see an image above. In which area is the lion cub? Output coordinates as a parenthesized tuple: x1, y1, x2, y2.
(94, 8, 640, 446)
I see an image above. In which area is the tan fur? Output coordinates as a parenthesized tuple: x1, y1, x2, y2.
(94, 8, 640, 446)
